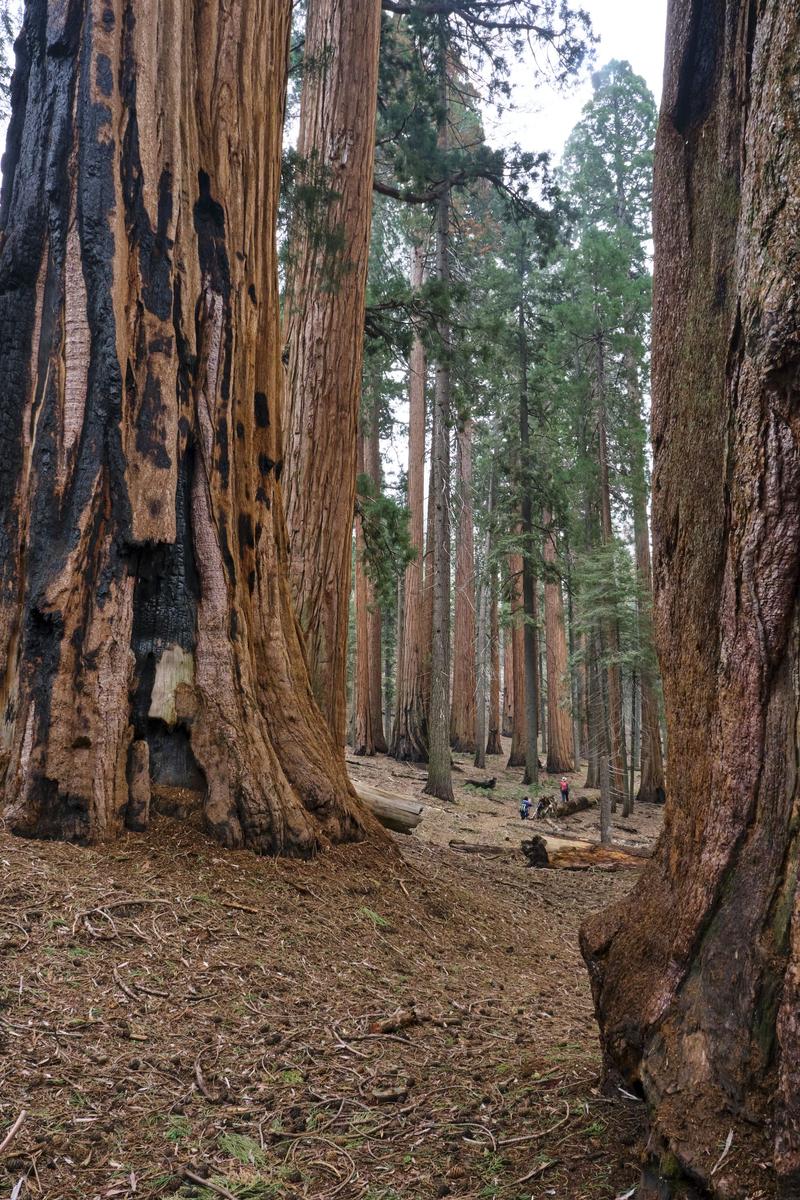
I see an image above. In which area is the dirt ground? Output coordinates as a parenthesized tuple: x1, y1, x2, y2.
(0, 744, 663, 1200)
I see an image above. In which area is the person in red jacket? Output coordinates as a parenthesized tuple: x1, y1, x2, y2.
(560, 776, 570, 805)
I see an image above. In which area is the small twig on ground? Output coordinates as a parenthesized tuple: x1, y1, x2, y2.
(181, 1167, 238, 1199)
(0, 1110, 27, 1155)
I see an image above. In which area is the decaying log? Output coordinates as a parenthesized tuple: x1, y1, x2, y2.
(521, 836, 549, 867)
(466, 777, 496, 790)
(352, 783, 424, 835)
(448, 840, 506, 857)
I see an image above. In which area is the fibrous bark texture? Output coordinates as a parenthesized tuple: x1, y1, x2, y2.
(0, 0, 374, 857)
(502, 625, 513, 737)
(353, 430, 374, 757)
(582, 3, 800, 1193)
(283, 0, 382, 750)
(543, 512, 574, 773)
(632, 469, 665, 805)
(366, 401, 388, 753)
(450, 418, 477, 752)
(391, 244, 428, 761)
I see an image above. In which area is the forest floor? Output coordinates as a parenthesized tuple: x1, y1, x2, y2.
(0, 742, 664, 1200)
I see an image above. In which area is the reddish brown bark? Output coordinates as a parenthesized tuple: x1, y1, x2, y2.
(632, 473, 665, 805)
(597, 392, 627, 811)
(391, 244, 428, 761)
(582, 3, 800, 1193)
(283, 0, 382, 750)
(543, 511, 574, 773)
(450, 418, 477, 752)
(0, 0, 376, 857)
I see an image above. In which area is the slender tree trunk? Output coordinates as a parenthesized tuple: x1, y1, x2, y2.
(543, 510, 574, 772)
(583, 4, 800, 1192)
(595, 361, 627, 811)
(392, 244, 428, 761)
(629, 670, 638, 802)
(421, 391, 437, 723)
(584, 633, 601, 790)
(506, 554, 527, 768)
(502, 624, 514, 738)
(487, 562, 503, 755)
(365, 399, 388, 753)
(566, 558, 583, 764)
(283, 0, 382, 750)
(450, 419, 477, 751)
(474, 522, 490, 771)
(517, 240, 538, 788)
(353, 432, 374, 756)
(424, 57, 453, 803)
(0, 0, 376, 856)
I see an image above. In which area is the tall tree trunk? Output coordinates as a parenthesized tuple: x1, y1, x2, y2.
(583, 4, 800, 1192)
(424, 58, 453, 804)
(392, 244, 428, 761)
(565, 557, 584, 764)
(584, 633, 601, 790)
(543, 511, 574, 772)
(366, 398, 388, 753)
(283, 0, 381, 750)
(506, 554, 527, 768)
(473, 521, 490, 771)
(632, 460, 666, 805)
(596, 363, 627, 811)
(353, 430, 374, 757)
(0, 0, 375, 857)
(450, 418, 477, 752)
(502, 624, 514, 738)
(517, 239, 538, 788)
(487, 563, 503, 755)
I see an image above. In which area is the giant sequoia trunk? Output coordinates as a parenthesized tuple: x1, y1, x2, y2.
(450, 418, 477, 752)
(582, 3, 800, 1194)
(543, 511, 574, 773)
(391, 244, 428, 761)
(353, 430, 374, 757)
(506, 554, 527, 768)
(486, 564, 503, 755)
(366, 400, 388, 753)
(0, 0, 374, 857)
(283, 0, 381, 750)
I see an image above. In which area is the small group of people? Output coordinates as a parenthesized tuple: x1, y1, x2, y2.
(519, 776, 570, 820)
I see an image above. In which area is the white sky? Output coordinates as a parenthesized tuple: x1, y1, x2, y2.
(484, 0, 668, 158)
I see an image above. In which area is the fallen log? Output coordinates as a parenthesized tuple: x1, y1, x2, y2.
(448, 840, 506, 857)
(522, 838, 647, 872)
(465, 777, 497, 790)
(352, 781, 424, 835)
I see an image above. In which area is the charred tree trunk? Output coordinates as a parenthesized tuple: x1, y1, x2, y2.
(487, 561, 503, 755)
(450, 418, 477, 752)
(283, 0, 382, 750)
(582, 4, 800, 1193)
(0, 0, 376, 857)
(366, 398, 388, 753)
(353, 430, 374, 757)
(543, 511, 574, 772)
(392, 244, 428, 761)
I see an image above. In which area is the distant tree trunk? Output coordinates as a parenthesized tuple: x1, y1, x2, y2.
(424, 62, 453, 804)
(353, 432, 374, 756)
(473, 522, 490, 771)
(629, 670, 638, 801)
(366, 399, 388, 753)
(451, 418, 477, 752)
(0, 0, 374, 856)
(487, 563, 503, 755)
(392, 245, 428, 761)
(543, 511, 574, 772)
(502, 625, 514, 737)
(283, 0, 382, 750)
(518, 242, 538, 788)
(595, 361, 627, 811)
(507, 554, 527, 768)
(584, 633, 601, 790)
(583, 4, 800, 1192)
(565, 558, 584, 764)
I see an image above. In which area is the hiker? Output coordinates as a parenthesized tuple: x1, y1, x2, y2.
(560, 776, 569, 805)
(534, 795, 552, 819)
(519, 795, 532, 820)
